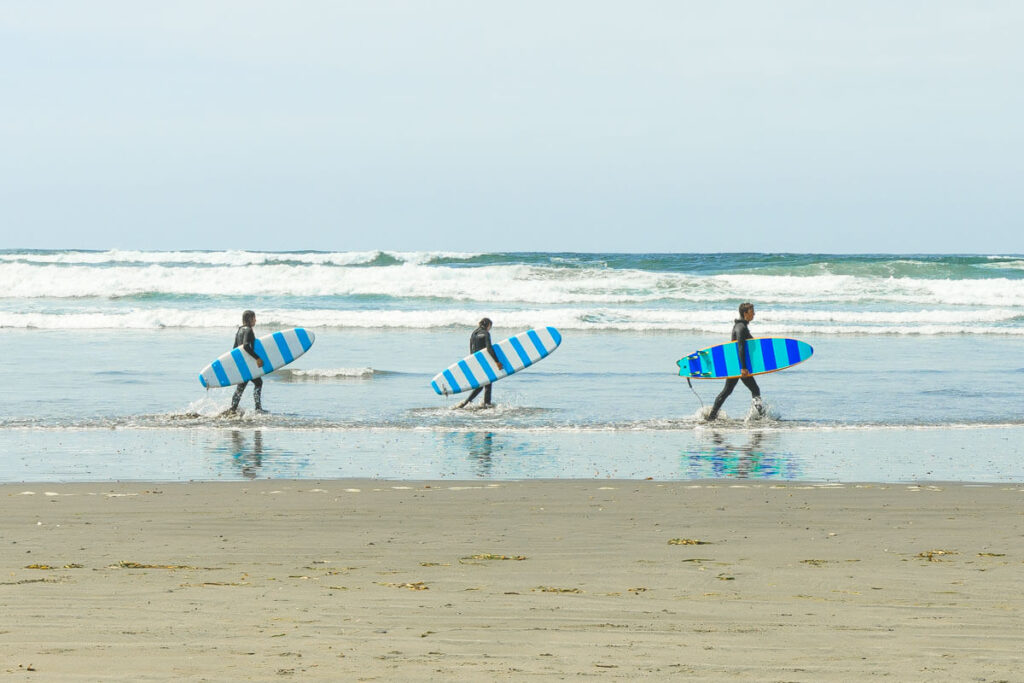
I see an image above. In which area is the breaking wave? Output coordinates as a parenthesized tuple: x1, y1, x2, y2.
(0, 306, 1021, 334)
(2, 250, 1023, 335)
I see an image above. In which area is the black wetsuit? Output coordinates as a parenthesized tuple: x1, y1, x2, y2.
(230, 325, 263, 411)
(707, 318, 760, 420)
(461, 325, 501, 406)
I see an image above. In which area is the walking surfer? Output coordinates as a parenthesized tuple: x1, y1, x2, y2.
(705, 302, 765, 421)
(226, 310, 267, 414)
(456, 318, 506, 409)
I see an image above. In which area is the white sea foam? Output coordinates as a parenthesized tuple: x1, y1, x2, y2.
(276, 367, 377, 380)
(5, 260, 1024, 307)
(3, 252, 1024, 335)
(1, 306, 1021, 333)
(6, 418, 1023, 432)
(0, 249, 480, 267)
(979, 259, 1024, 271)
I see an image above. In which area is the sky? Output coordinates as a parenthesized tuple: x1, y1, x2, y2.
(1, 1, 1022, 253)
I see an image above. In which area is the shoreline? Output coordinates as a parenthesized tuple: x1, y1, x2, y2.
(3, 425, 1024, 483)
(2, 479, 1022, 680)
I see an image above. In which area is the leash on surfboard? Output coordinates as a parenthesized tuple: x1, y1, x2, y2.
(685, 376, 704, 409)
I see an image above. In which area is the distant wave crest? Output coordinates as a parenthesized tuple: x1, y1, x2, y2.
(4, 261, 1024, 307)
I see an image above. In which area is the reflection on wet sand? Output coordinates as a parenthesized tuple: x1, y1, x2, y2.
(437, 431, 564, 479)
(203, 430, 309, 479)
(683, 430, 800, 479)
(230, 429, 264, 479)
(464, 432, 495, 475)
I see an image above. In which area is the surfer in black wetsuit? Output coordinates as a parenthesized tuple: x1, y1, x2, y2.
(227, 310, 266, 414)
(705, 302, 765, 421)
(456, 318, 506, 409)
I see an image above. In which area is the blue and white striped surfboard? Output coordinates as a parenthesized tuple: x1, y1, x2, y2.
(677, 338, 813, 379)
(431, 327, 562, 396)
(199, 328, 316, 388)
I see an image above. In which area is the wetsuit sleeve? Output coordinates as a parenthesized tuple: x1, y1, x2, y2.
(242, 328, 259, 360)
(484, 333, 500, 363)
(737, 324, 752, 371)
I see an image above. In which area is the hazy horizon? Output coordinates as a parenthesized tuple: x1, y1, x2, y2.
(3, 2, 1022, 254)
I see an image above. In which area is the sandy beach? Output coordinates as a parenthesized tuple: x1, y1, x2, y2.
(1, 480, 1021, 681)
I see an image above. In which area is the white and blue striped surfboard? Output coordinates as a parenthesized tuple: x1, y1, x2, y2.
(199, 328, 316, 388)
(431, 327, 562, 396)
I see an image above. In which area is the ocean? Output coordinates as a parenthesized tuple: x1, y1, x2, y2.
(1, 250, 1022, 483)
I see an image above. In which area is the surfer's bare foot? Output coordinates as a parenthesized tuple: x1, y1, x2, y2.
(454, 400, 469, 409)
(481, 402, 495, 409)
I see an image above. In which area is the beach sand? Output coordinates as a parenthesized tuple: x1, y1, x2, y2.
(1, 480, 1021, 681)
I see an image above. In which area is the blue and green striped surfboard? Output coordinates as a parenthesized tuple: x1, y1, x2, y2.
(677, 338, 813, 379)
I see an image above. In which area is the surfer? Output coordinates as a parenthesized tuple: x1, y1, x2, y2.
(227, 310, 266, 414)
(705, 302, 765, 421)
(456, 318, 506, 409)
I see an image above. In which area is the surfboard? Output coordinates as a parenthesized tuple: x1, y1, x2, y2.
(431, 327, 562, 396)
(199, 328, 316, 388)
(678, 338, 813, 379)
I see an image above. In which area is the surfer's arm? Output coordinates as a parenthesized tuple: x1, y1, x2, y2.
(730, 320, 750, 375)
(737, 334, 751, 376)
(242, 331, 264, 367)
(484, 337, 506, 371)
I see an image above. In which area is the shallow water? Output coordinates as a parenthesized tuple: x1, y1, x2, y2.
(2, 250, 1022, 483)
(1, 328, 1022, 483)
(1, 425, 1020, 483)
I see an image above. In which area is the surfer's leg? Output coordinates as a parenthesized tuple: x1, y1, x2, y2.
(741, 376, 764, 416)
(229, 381, 248, 412)
(483, 383, 492, 407)
(707, 378, 739, 420)
(252, 377, 264, 412)
(457, 386, 483, 409)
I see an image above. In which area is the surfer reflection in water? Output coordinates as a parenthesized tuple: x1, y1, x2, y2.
(706, 302, 765, 421)
(465, 432, 495, 475)
(230, 429, 264, 479)
(456, 318, 507, 409)
(226, 310, 267, 415)
(685, 430, 797, 479)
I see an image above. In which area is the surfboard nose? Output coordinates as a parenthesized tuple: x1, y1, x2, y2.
(295, 328, 315, 350)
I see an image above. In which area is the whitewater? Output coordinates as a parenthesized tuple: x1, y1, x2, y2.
(2, 250, 1024, 334)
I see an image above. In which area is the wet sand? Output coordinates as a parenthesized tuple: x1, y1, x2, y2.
(1, 480, 1022, 681)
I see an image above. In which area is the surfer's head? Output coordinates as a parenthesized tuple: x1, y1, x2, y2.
(739, 302, 754, 321)
(478, 317, 493, 330)
(242, 310, 256, 326)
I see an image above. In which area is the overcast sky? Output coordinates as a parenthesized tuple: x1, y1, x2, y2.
(2, 1, 1022, 253)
